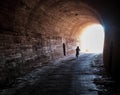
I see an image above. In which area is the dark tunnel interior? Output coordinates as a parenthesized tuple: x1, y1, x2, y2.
(0, 0, 120, 93)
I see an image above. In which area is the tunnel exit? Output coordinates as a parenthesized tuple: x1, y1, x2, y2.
(80, 24, 105, 53)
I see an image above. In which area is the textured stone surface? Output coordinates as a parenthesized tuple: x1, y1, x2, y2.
(0, 0, 119, 87)
(0, 0, 101, 85)
(0, 53, 100, 95)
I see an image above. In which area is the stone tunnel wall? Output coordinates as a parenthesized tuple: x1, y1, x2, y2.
(1, 0, 119, 86)
(0, 0, 78, 86)
(99, 0, 120, 80)
(0, 30, 75, 86)
(0, 22, 77, 86)
(103, 24, 120, 80)
(0, 25, 78, 86)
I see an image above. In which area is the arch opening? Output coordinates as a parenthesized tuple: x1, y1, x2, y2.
(79, 24, 105, 53)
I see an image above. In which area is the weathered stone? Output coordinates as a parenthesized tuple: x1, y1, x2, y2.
(0, 0, 119, 88)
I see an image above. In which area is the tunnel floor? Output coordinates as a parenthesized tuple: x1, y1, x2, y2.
(0, 53, 120, 95)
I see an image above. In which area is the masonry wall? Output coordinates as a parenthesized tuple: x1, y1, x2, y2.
(0, 0, 77, 86)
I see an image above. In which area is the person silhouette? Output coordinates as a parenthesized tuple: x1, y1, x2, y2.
(76, 46, 80, 58)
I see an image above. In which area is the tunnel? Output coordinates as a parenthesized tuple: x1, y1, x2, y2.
(0, 0, 120, 92)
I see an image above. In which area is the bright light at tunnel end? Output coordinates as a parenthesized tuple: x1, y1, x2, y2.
(80, 24, 105, 53)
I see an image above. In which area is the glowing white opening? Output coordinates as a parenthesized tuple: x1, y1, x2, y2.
(80, 24, 104, 53)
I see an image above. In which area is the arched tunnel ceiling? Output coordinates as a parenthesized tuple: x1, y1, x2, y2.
(0, 0, 120, 82)
(12, 0, 102, 40)
(0, 0, 104, 71)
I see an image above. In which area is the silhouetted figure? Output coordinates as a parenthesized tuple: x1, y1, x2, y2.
(76, 46, 80, 58)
